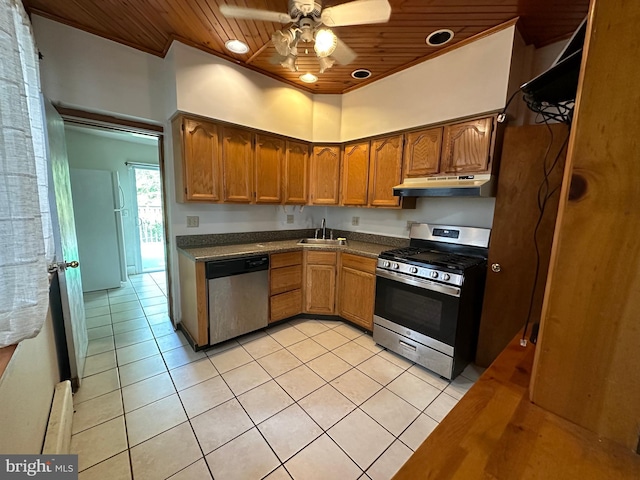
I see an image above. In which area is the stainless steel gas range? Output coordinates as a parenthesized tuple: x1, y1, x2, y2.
(373, 223, 490, 380)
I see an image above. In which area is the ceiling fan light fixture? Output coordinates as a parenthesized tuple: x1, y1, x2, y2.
(318, 56, 335, 73)
(314, 28, 337, 57)
(272, 29, 297, 56)
(224, 39, 249, 54)
(280, 54, 299, 72)
(299, 72, 318, 83)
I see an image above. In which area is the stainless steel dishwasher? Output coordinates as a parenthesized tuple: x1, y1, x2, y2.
(206, 255, 269, 345)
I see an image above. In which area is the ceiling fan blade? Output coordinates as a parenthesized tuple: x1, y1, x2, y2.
(331, 36, 357, 65)
(219, 5, 292, 24)
(321, 0, 391, 27)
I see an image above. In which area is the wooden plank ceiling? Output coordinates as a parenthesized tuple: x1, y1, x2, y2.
(23, 0, 590, 94)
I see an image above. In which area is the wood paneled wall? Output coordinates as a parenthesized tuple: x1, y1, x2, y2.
(530, 0, 640, 451)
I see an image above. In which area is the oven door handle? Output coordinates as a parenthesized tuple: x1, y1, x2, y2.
(376, 269, 461, 297)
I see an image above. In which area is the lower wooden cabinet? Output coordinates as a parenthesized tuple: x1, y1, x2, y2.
(303, 251, 337, 315)
(269, 251, 302, 322)
(337, 253, 377, 330)
(270, 249, 376, 330)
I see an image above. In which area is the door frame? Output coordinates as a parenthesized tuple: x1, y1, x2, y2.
(55, 106, 174, 324)
(128, 162, 165, 274)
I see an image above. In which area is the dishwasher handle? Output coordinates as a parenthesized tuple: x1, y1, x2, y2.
(206, 255, 269, 279)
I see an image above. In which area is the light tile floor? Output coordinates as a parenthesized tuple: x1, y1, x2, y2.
(74, 272, 484, 480)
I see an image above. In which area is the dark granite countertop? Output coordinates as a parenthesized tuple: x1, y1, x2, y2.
(178, 239, 392, 262)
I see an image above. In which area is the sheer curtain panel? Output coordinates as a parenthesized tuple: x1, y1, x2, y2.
(0, 0, 52, 347)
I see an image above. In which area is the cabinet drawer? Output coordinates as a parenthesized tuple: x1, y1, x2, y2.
(270, 289, 302, 322)
(270, 265, 302, 295)
(305, 250, 337, 265)
(271, 251, 302, 268)
(340, 253, 377, 274)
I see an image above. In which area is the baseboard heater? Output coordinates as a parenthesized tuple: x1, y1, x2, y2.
(42, 380, 73, 454)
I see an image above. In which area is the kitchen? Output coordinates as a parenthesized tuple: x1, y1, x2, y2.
(1, 0, 639, 479)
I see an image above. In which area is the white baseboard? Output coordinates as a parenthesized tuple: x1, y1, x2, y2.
(42, 380, 73, 454)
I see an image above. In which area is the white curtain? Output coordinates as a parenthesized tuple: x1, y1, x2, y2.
(0, 0, 52, 347)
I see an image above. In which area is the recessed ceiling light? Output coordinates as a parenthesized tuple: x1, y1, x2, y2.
(225, 39, 249, 54)
(426, 29, 454, 46)
(351, 69, 371, 80)
(299, 73, 318, 83)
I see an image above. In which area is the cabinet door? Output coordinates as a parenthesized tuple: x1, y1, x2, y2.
(304, 264, 336, 314)
(255, 134, 284, 204)
(341, 142, 370, 206)
(222, 126, 254, 203)
(270, 265, 302, 295)
(284, 141, 309, 204)
(403, 127, 443, 177)
(270, 290, 302, 322)
(368, 135, 403, 207)
(338, 266, 375, 330)
(309, 145, 340, 205)
(177, 117, 221, 202)
(442, 117, 493, 174)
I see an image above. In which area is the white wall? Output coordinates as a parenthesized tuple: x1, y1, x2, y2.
(32, 16, 166, 124)
(326, 198, 496, 237)
(312, 94, 342, 142)
(0, 311, 59, 453)
(340, 26, 516, 141)
(171, 43, 314, 140)
(64, 127, 160, 271)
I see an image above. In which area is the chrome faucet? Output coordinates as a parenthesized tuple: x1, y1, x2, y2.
(321, 218, 326, 239)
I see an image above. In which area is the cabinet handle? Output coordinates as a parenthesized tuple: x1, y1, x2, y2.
(491, 263, 501, 273)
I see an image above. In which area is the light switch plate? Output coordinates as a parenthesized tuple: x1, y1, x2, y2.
(187, 216, 199, 228)
(286, 214, 294, 224)
(352, 216, 359, 226)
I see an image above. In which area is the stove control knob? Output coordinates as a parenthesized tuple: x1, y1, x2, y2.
(383, 261, 390, 268)
(392, 263, 400, 269)
(430, 271, 439, 279)
(442, 273, 451, 281)
(410, 267, 418, 274)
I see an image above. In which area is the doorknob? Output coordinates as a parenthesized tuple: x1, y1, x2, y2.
(491, 263, 501, 273)
(48, 260, 80, 273)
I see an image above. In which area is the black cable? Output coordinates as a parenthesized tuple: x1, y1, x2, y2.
(501, 90, 522, 117)
(521, 123, 572, 345)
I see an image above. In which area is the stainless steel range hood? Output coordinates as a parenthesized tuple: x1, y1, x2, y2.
(393, 174, 496, 198)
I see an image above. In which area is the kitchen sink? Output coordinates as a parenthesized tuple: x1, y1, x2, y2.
(297, 238, 347, 246)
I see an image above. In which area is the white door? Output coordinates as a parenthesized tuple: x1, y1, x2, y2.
(45, 100, 88, 387)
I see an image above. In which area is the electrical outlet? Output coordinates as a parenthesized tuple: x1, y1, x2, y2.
(286, 214, 294, 224)
(186, 216, 199, 228)
(352, 216, 360, 226)
(406, 220, 414, 231)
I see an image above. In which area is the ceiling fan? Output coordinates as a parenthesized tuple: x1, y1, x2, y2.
(219, 0, 392, 74)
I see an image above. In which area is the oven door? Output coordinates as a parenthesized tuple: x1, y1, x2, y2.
(374, 269, 460, 349)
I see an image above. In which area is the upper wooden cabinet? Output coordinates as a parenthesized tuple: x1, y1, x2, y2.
(309, 145, 341, 205)
(442, 117, 494, 174)
(255, 134, 284, 204)
(368, 135, 404, 208)
(341, 142, 370, 206)
(173, 114, 497, 205)
(403, 127, 443, 177)
(173, 116, 221, 203)
(222, 126, 254, 203)
(284, 141, 309, 205)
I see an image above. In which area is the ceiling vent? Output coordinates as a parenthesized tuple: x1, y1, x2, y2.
(426, 29, 454, 46)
